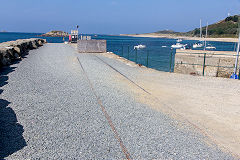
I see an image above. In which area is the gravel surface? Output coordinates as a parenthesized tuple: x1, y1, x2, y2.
(98, 52, 240, 158)
(0, 43, 237, 159)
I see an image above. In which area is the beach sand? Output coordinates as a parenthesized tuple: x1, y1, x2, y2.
(121, 33, 238, 43)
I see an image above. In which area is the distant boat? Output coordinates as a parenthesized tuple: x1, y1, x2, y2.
(134, 44, 146, 49)
(171, 43, 187, 49)
(94, 35, 98, 37)
(162, 46, 167, 48)
(177, 39, 182, 42)
(206, 46, 216, 50)
(204, 22, 216, 50)
(193, 42, 203, 48)
(193, 19, 204, 48)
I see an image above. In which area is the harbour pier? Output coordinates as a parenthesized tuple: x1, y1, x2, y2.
(0, 41, 239, 159)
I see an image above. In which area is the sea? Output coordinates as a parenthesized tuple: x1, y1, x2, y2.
(0, 32, 237, 72)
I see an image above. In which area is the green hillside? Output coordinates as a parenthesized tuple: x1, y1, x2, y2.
(190, 15, 239, 38)
(155, 15, 239, 38)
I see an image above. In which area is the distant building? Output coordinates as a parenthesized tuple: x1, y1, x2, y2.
(69, 30, 78, 43)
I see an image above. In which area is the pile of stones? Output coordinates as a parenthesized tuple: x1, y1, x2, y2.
(0, 38, 46, 68)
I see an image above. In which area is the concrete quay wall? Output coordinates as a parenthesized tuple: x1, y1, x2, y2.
(0, 38, 46, 68)
(77, 40, 107, 53)
(174, 49, 238, 78)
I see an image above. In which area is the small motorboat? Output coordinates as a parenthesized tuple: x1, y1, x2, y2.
(162, 46, 167, 48)
(171, 43, 186, 49)
(193, 42, 203, 48)
(206, 46, 216, 49)
(206, 45, 216, 50)
(134, 44, 146, 49)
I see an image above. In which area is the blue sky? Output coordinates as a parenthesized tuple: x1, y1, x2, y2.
(0, 0, 239, 34)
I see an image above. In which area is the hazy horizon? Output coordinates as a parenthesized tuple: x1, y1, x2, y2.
(0, 0, 239, 34)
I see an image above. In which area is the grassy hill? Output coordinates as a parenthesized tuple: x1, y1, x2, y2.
(155, 15, 239, 38)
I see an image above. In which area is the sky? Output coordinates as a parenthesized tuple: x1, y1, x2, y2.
(0, 0, 239, 34)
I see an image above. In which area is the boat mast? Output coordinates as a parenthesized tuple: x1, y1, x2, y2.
(233, 23, 240, 75)
(200, 19, 202, 39)
(204, 22, 208, 51)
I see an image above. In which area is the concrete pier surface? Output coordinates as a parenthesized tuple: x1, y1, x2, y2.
(1, 43, 239, 159)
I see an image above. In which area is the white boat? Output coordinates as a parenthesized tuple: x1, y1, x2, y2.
(162, 46, 167, 48)
(177, 39, 182, 42)
(193, 19, 204, 48)
(204, 22, 216, 50)
(206, 46, 216, 49)
(134, 44, 146, 49)
(193, 42, 203, 48)
(171, 43, 186, 49)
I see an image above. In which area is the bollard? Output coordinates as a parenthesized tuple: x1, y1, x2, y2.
(146, 50, 149, 67)
(202, 53, 206, 76)
(169, 50, 173, 72)
(127, 46, 130, 60)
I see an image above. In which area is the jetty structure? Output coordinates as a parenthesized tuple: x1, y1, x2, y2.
(1, 37, 240, 159)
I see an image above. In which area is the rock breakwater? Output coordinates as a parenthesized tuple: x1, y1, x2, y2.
(0, 38, 46, 68)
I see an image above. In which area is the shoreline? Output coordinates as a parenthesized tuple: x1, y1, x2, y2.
(120, 33, 238, 43)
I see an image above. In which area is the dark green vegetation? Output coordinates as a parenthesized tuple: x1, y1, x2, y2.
(155, 15, 240, 38)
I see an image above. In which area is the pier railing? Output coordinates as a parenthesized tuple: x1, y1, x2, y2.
(107, 44, 175, 73)
(107, 44, 240, 79)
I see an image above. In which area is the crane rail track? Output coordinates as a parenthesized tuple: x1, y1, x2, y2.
(92, 55, 238, 159)
(76, 54, 238, 159)
(76, 57, 131, 160)
(94, 55, 151, 95)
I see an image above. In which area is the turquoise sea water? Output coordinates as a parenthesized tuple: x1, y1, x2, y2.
(94, 35, 237, 71)
(0, 32, 237, 72)
(0, 32, 65, 43)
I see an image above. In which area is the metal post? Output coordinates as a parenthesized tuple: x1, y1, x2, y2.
(169, 50, 173, 72)
(146, 50, 149, 67)
(239, 68, 240, 80)
(135, 49, 138, 63)
(233, 30, 240, 75)
(203, 53, 206, 76)
(127, 46, 130, 59)
(76, 25, 79, 40)
(204, 22, 208, 51)
(121, 45, 124, 57)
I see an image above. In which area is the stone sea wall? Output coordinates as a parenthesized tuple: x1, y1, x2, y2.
(0, 38, 46, 68)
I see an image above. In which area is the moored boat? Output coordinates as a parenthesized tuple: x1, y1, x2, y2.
(171, 43, 186, 49)
(134, 44, 146, 49)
